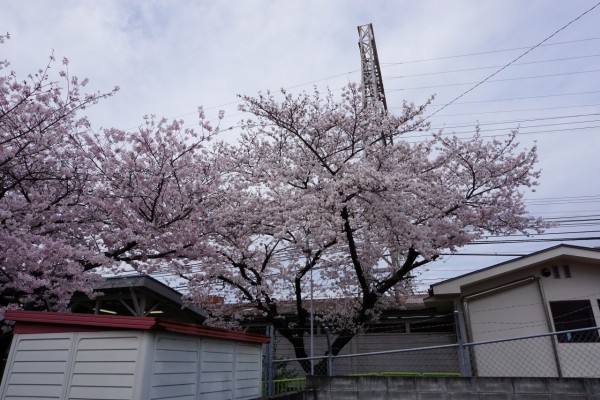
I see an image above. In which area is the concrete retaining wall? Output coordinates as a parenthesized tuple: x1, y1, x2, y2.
(298, 376, 600, 399)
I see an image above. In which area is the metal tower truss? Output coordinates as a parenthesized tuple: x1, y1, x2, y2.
(358, 24, 413, 294)
(357, 23, 388, 113)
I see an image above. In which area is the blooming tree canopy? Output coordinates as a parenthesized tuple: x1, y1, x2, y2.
(1, 37, 546, 371)
(0, 39, 218, 320)
(185, 84, 545, 371)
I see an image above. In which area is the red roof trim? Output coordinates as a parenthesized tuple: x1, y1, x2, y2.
(156, 320, 269, 344)
(5, 310, 157, 330)
(13, 324, 105, 335)
(4, 311, 269, 344)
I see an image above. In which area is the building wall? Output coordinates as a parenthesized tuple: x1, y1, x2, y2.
(0, 331, 145, 400)
(538, 260, 600, 314)
(233, 343, 262, 399)
(148, 334, 263, 400)
(464, 281, 557, 377)
(273, 332, 459, 376)
(459, 257, 600, 378)
(0, 333, 73, 400)
(150, 334, 262, 400)
(538, 260, 600, 377)
(68, 332, 145, 400)
(150, 335, 199, 400)
(1, 330, 263, 400)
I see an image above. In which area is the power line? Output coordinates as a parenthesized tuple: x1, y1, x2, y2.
(389, 68, 600, 91)
(430, 112, 600, 130)
(404, 123, 600, 142)
(122, 37, 600, 132)
(120, 42, 600, 133)
(428, 103, 600, 118)
(527, 196, 600, 206)
(425, 1, 600, 119)
(391, 90, 600, 109)
(386, 53, 600, 80)
(534, 209, 600, 215)
(526, 195, 600, 202)
(381, 37, 600, 66)
(545, 214, 600, 221)
(471, 236, 600, 245)
(432, 119, 600, 135)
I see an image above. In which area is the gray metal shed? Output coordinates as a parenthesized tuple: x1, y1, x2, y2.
(0, 311, 269, 400)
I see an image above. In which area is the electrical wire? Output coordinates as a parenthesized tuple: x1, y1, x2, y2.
(389, 68, 600, 91)
(404, 123, 600, 142)
(381, 37, 600, 66)
(425, 1, 600, 119)
(386, 53, 600, 79)
(430, 112, 600, 129)
(428, 103, 600, 118)
(424, 90, 600, 107)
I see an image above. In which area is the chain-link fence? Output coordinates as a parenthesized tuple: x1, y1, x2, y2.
(262, 325, 600, 397)
(465, 326, 600, 378)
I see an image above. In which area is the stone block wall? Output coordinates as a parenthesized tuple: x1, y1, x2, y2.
(299, 376, 600, 400)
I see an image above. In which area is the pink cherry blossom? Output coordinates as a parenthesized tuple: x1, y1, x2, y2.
(185, 84, 546, 371)
(0, 44, 218, 325)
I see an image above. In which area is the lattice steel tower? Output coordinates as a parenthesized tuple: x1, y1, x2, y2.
(357, 23, 388, 113)
(358, 24, 415, 295)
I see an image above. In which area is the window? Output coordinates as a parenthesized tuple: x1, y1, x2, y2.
(549, 300, 599, 343)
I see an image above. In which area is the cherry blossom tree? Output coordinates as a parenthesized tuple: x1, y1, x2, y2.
(0, 36, 219, 321)
(0, 36, 116, 316)
(0, 33, 547, 374)
(186, 84, 545, 372)
(78, 112, 220, 273)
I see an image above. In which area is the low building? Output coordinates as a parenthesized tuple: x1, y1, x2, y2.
(427, 244, 600, 377)
(0, 310, 269, 400)
(71, 274, 208, 324)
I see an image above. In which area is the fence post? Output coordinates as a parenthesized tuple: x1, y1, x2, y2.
(454, 310, 470, 377)
(265, 325, 275, 396)
(324, 326, 334, 376)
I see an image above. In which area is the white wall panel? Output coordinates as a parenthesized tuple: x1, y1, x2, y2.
(150, 335, 198, 400)
(0, 334, 73, 400)
(67, 333, 142, 400)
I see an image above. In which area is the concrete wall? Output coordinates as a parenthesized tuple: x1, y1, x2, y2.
(299, 376, 600, 399)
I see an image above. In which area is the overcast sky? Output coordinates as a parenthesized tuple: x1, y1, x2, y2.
(2, 0, 600, 290)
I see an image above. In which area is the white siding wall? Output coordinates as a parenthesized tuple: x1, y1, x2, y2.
(1, 334, 73, 400)
(67, 332, 144, 400)
(150, 335, 198, 400)
(198, 339, 235, 400)
(466, 281, 558, 377)
(233, 344, 262, 400)
(149, 334, 263, 400)
(556, 344, 600, 377)
(1, 330, 263, 400)
(540, 261, 600, 377)
(0, 332, 144, 400)
(459, 259, 600, 378)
